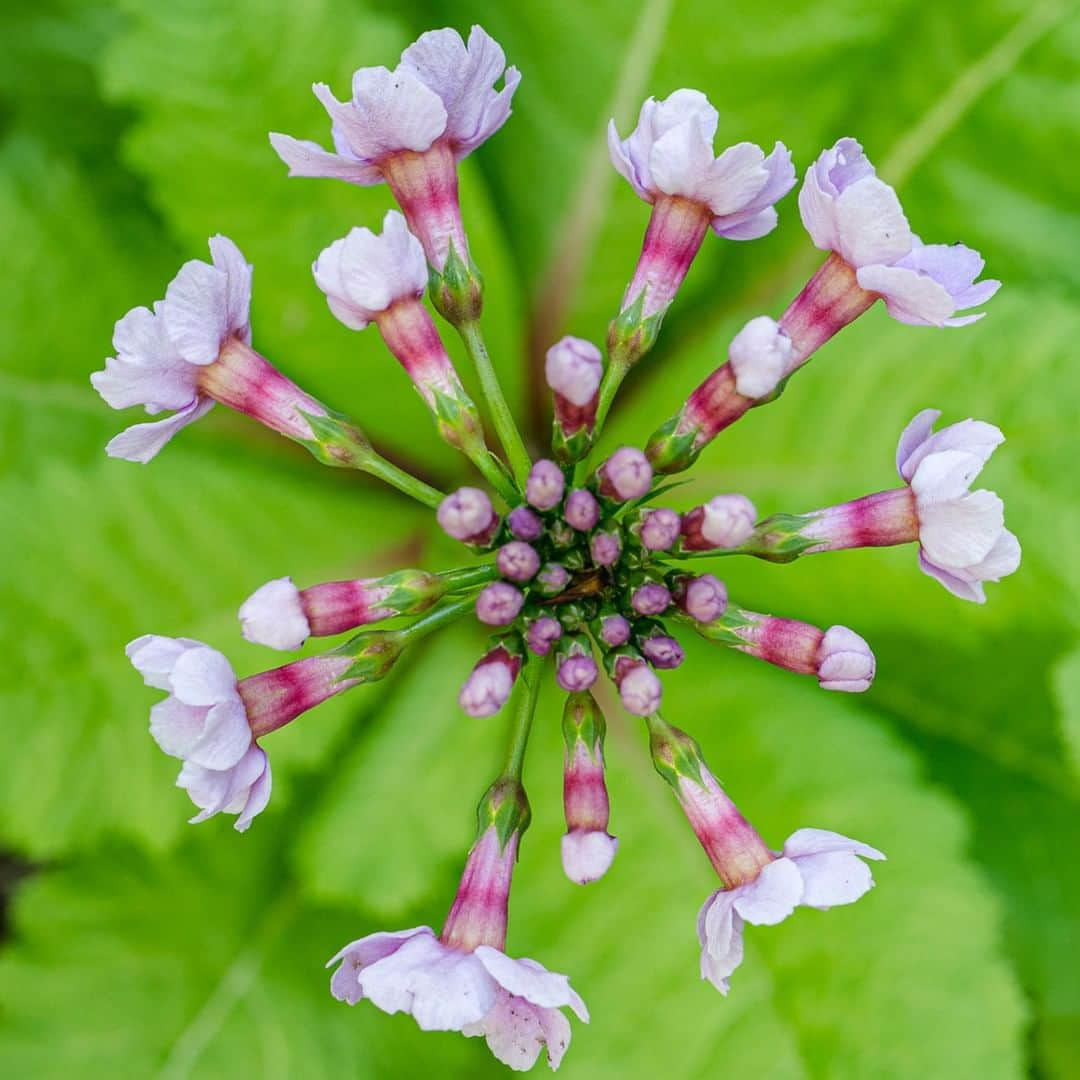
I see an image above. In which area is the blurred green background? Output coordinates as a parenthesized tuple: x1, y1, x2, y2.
(1, 0, 1078, 1076)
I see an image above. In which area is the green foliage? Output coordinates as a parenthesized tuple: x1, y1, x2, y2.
(1, 0, 1078, 1076)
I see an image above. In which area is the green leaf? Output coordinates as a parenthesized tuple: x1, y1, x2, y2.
(1053, 646, 1080, 778)
(0, 444, 426, 859)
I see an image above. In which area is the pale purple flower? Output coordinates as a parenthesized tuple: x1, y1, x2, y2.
(438, 487, 497, 543)
(313, 211, 428, 330)
(476, 582, 525, 626)
(496, 541, 540, 583)
(639, 508, 682, 551)
(798, 139, 999, 326)
(272, 26, 519, 183)
(608, 90, 795, 240)
(126, 634, 270, 831)
(526, 458, 566, 510)
(678, 574, 728, 623)
(239, 576, 311, 651)
(598, 447, 652, 501)
(545, 336, 603, 407)
(91, 236, 251, 462)
(564, 489, 600, 531)
(727, 316, 793, 399)
(698, 828, 885, 994)
(896, 409, 1020, 602)
(459, 646, 521, 717)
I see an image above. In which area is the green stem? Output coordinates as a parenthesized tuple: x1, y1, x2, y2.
(359, 451, 445, 509)
(438, 564, 499, 591)
(464, 443, 519, 504)
(400, 593, 476, 645)
(591, 355, 631, 448)
(504, 654, 544, 780)
(458, 321, 532, 487)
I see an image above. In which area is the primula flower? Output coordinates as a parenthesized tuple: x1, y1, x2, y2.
(329, 787, 588, 1071)
(271, 25, 518, 273)
(648, 717, 884, 994)
(92, 237, 330, 463)
(103, 24, 1024, 1067)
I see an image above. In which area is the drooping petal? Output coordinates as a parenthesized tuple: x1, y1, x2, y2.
(917, 550, 987, 603)
(696, 890, 743, 994)
(103, 397, 216, 463)
(327, 927, 434, 1006)
(856, 263, 957, 326)
(474, 949, 589, 1020)
(185, 697, 252, 771)
(268, 132, 383, 185)
(148, 697, 209, 760)
(462, 990, 574, 1072)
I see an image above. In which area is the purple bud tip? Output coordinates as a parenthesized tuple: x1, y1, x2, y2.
(640, 508, 681, 551)
(564, 488, 600, 531)
(437, 487, 494, 542)
(496, 541, 540, 583)
(590, 530, 622, 567)
(526, 616, 563, 656)
(817, 625, 876, 692)
(459, 661, 515, 717)
(561, 830, 619, 885)
(599, 614, 631, 647)
(641, 635, 685, 670)
(631, 582, 672, 616)
(526, 458, 566, 511)
(602, 447, 652, 501)
(681, 574, 728, 623)
(701, 494, 757, 549)
(475, 582, 524, 626)
(557, 654, 599, 692)
(545, 336, 603, 406)
(537, 563, 571, 594)
(619, 664, 662, 716)
(507, 505, 543, 541)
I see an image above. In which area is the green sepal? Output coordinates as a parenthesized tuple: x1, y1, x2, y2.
(561, 691, 607, 756)
(376, 569, 448, 616)
(645, 714, 705, 789)
(644, 414, 702, 476)
(334, 629, 405, 683)
(606, 290, 664, 368)
(430, 240, 484, 326)
(297, 408, 372, 469)
(552, 421, 594, 465)
(475, 775, 531, 849)
(675, 608, 756, 648)
(741, 512, 819, 562)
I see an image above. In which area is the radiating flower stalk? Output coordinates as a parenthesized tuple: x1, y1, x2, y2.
(93, 23, 1019, 1073)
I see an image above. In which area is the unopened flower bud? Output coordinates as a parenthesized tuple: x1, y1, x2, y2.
(536, 563, 571, 597)
(728, 316, 793, 399)
(639, 508, 681, 551)
(681, 494, 757, 551)
(561, 692, 617, 885)
(609, 653, 662, 716)
(525, 615, 563, 657)
(556, 635, 599, 692)
(816, 626, 876, 691)
(438, 487, 497, 544)
(496, 541, 540, 583)
(564, 488, 600, 531)
(507, 505, 543, 541)
(590, 530, 623, 567)
(639, 632, 685, 670)
(676, 574, 728, 623)
(631, 582, 672, 616)
(598, 447, 653, 501)
(595, 613, 631, 648)
(475, 582, 524, 626)
(545, 336, 603, 406)
(459, 642, 523, 718)
(526, 458, 565, 510)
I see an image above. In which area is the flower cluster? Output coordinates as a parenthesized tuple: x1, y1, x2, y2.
(93, 24, 1018, 1073)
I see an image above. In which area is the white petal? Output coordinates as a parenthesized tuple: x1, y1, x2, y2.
(795, 851, 877, 909)
(185, 698, 252, 771)
(148, 696, 209, 759)
(696, 891, 743, 993)
(208, 235, 253, 343)
(856, 263, 956, 326)
(832, 177, 911, 267)
(104, 397, 215, 462)
(126, 635, 199, 690)
(918, 489, 1004, 570)
(331, 68, 447, 159)
(268, 132, 383, 185)
(162, 259, 229, 364)
(895, 407, 941, 480)
(168, 645, 239, 705)
(783, 827, 886, 861)
(910, 448, 987, 502)
(731, 857, 804, 925)
(463, 991, 574, 1072)
(474, 948, 588, 1019)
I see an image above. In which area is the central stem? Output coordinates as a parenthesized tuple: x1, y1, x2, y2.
(457, 321, 532, 489)
(504, 654, 544, 780)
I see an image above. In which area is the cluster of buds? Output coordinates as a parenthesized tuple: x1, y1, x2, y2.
(94, 23, 1019, 1073)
